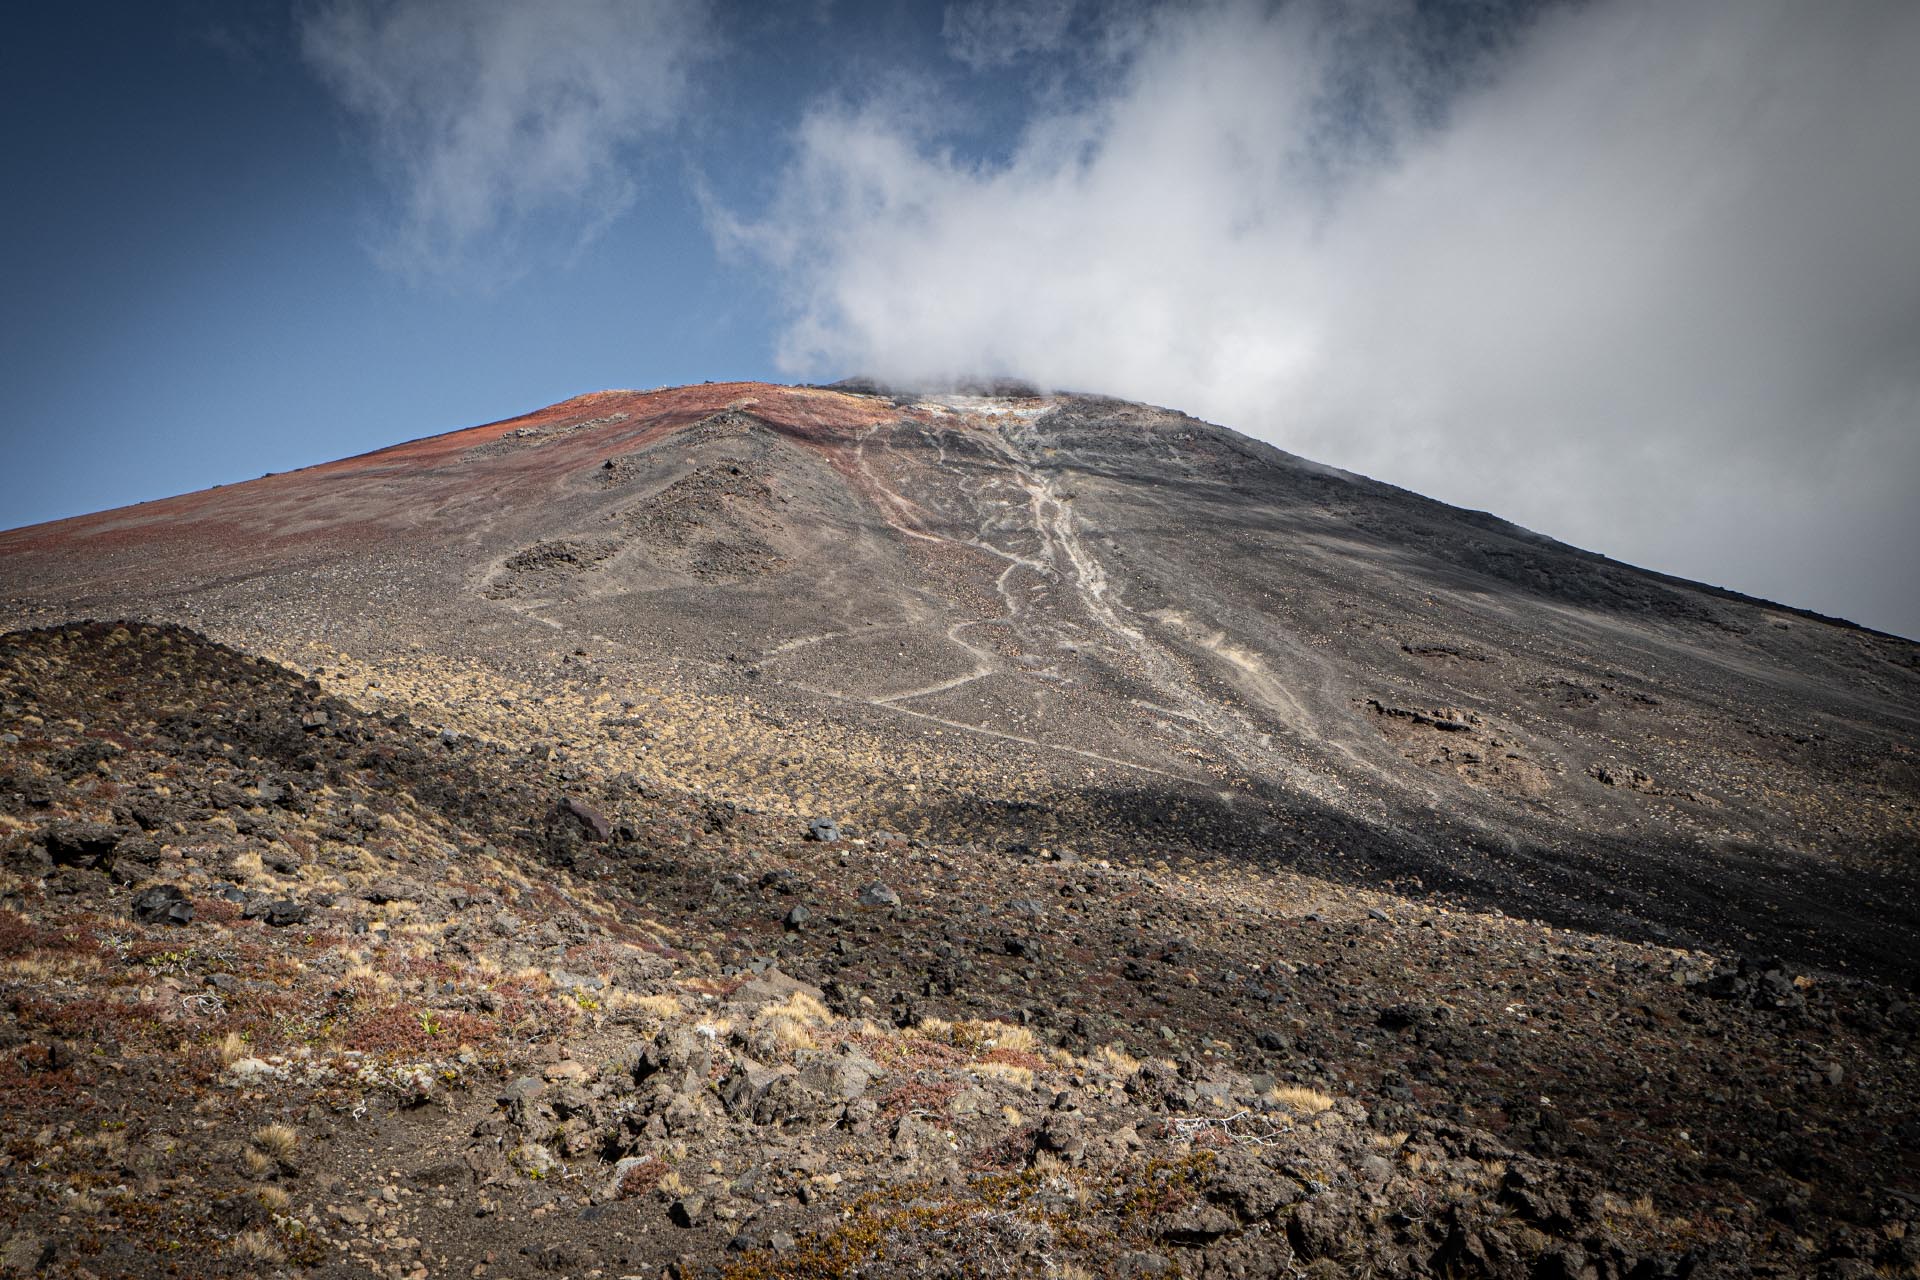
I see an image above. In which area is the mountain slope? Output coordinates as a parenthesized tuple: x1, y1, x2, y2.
(1, 382, 1917, 1278)
(4, 382, 1913, 977)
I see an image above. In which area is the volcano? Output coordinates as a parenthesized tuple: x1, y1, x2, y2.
(1, 382, 1915, 1278)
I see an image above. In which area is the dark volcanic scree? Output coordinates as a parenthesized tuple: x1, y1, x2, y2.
(0, 382, 1914, 1278)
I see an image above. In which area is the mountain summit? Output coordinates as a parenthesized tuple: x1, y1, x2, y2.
(1, 383, 1915, 1277)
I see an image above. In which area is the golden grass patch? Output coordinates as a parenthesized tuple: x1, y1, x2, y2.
(252, 1123, 298, 1161)
(970, 1060, 1036, 1089)
(227, 1231, 283, 1263)
(1267, 1085, 1335, 1115)
(607, 990, 682, 1018)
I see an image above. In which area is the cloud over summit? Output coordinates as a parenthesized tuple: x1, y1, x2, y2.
(726, 0, 1920, 635)
(292, 0, 1920, 636)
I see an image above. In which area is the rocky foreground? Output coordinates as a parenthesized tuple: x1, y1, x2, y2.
(3, 620, 1917, 1279)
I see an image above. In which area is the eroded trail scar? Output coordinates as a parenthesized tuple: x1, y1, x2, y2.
(988, 416, 1321, 793)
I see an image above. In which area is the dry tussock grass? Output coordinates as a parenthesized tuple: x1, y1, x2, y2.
(749, 990, 833, 1050)
(342, 962, 393, 990)
(765, 990, 832, 1024)
(1, 953, 101, 981)
(1268, 1085, 1335, 1114)
(252, 1123, 298, 1161)
(228, 1230, 283, 1263)
(983, 1021, 1037, 1053)
(762, 1017, 816, 1051)
(607, 990, 682, 1018)
(971, 1060, 1036, 1089)
(912, 1017, 1038, 1056)
(1601, 1191, 1662, 1223)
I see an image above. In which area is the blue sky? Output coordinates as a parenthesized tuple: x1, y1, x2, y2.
(4, 1, 1918, 638)
(3, 1, 786, 517)
(0, 0, 1075, 518)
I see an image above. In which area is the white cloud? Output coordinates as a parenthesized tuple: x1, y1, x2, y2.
(302, 0, 714, 281)
(729, 0, 1920, 636)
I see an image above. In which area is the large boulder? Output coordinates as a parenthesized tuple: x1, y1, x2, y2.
(796, 1053, 873, 1103)
(633, 1026, 716, 1099)
(130, 884, 193, 925)
(43, 821, 122, 872)
(550, 796, 612, 842)
(544, 795, 615, 866)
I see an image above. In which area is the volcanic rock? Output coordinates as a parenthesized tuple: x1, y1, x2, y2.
(130, 884, 193, 925)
